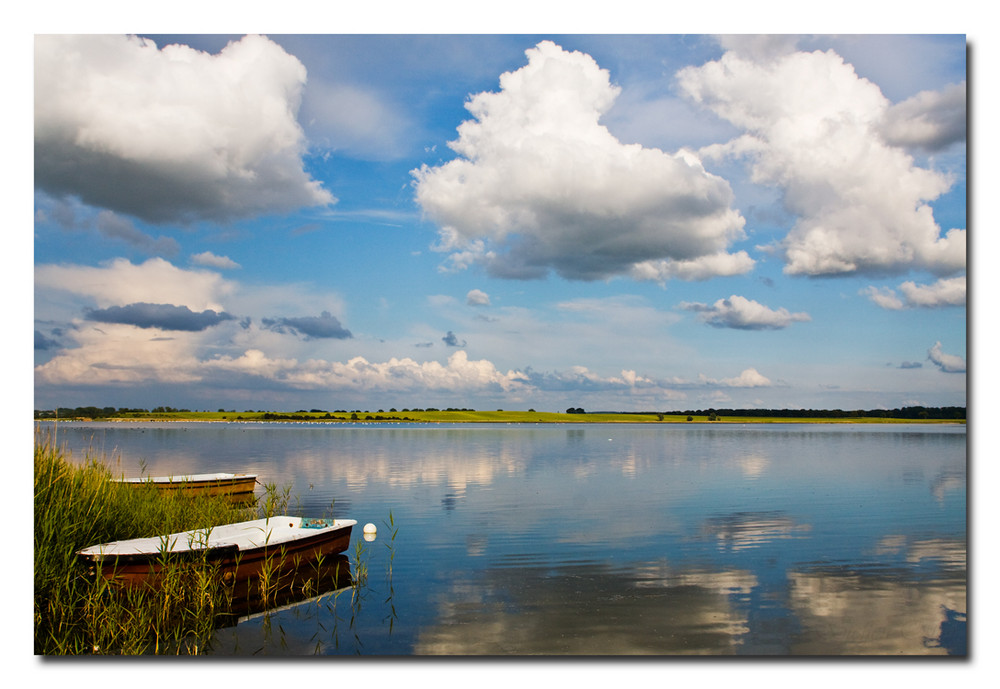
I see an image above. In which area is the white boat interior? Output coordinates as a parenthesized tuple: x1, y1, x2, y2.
(78, 517, 357, 557)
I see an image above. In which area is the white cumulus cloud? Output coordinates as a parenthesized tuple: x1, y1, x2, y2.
(35, 257, 235, 312)
(203, 350, 529, 393)
(466, 289, 491, 306)
(35, 34, 334, 223)
(901, 277, 967, 307)
(192, 252, 241, 270)
(861, 286, 906, 311)
(680, 295, 811, 330)
(412, 41, 750, 282)
(699, 368, 773, 388)
(628, 251, 755, 282)
(678, 46, 965, 277)
(927, 342, 965, 373)
(880, 82, 967, 153)
(34, 321, 207, 386)
(862, 276, 966, 310)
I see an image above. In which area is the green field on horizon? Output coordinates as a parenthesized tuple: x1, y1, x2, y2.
(48, 409, 963, 425)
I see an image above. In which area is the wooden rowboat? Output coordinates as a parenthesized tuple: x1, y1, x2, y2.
(77, 516, 356, 588)
(114, 472, 258, 502)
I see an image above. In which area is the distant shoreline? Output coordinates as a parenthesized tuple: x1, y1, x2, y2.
(34, 409, 967, 425)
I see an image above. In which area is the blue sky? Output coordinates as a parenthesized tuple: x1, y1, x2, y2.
(32, 31, 968, 413)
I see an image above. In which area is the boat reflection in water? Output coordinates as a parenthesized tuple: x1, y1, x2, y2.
(221, 554, 355, 624)
(212, 552, 381, 655)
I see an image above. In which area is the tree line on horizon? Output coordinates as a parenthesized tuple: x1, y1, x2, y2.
(640, 406, 966, 420)
(34, 404, 966, 421)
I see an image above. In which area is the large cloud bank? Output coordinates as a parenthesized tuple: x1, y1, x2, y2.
(678, 44, 965, 277)
(412, 41, 752, 282)
(35, 34, 333, 224)
(35, 257, 777, 401)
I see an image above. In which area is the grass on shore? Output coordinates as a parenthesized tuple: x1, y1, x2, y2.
(33, 431, 353, 655)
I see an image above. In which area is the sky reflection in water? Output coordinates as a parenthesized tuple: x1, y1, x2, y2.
(50, 421, 966, 655)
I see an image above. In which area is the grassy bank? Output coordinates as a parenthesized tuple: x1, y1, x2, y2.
(33, 432, 348, 654)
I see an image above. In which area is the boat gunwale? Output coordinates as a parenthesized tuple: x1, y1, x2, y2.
(77, 517, 357, 561)
(114, 472, 257, 485)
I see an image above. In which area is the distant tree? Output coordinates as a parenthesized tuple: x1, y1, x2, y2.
(687, 416, 693, 422)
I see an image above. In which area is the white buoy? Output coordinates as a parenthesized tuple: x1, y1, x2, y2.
(363, 522, 377, 535)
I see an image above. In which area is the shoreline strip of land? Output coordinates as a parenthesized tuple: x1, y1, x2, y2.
(34, 408, 967, 425)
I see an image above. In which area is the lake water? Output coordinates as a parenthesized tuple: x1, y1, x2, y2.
(45, 420, 967, 656)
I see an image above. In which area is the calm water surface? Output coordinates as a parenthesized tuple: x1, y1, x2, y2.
(47, 421, 967, 656)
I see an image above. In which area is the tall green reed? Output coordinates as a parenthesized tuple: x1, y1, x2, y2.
(34, 429, 253, 654)
(34, 427, 383, 655)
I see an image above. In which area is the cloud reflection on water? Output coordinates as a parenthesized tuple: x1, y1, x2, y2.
(789, 571, 965, 654)
(413, 561, 758, 655)
(411, 551, 965, 655)
(51, 422, 966, 655)
(700, 511, 812, 551)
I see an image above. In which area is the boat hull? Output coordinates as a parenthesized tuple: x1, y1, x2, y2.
(115, 472, 258, 502)
(77, 517, 355, 588)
